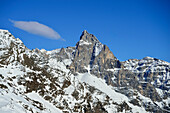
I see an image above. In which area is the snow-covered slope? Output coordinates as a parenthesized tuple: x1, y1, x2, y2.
(0, 29, 169, 113)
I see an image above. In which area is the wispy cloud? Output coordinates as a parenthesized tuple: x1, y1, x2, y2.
(9, 19, 64, 41)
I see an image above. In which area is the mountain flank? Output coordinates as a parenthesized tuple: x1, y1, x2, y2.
(0, 29, 169, 113)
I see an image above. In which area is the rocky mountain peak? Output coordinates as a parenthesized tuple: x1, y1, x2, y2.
(79, 30, 99, 45)
(0, 29, 170, 112)
(0, 29, 27, 62)
(82, 29, 87, 34)
(70, 30, 121, 78)
(0, 29, 24, 49)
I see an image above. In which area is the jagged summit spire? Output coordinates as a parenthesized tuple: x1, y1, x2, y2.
(80, 30, 99, 43)
(82, 30, 88, 34)
(80, 30, 89, 39)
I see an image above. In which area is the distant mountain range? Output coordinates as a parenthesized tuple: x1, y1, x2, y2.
(0, 29, 169, 113)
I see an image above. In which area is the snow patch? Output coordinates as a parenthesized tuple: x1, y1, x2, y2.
(94, 42, 103, 56)
(79, 40, 92, 45)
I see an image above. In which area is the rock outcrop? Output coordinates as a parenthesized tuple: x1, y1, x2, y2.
(70, 30, 121, 76)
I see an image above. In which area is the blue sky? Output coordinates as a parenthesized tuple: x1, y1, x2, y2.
(0, 0, 169, 62)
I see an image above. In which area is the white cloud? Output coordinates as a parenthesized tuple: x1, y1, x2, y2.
(9, 19, 64, 40)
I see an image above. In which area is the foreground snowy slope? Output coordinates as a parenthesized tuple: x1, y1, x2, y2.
(0, 29, 169, 113)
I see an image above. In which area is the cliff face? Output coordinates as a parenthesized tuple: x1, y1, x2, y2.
(70, 30, 121, 75)
(122, 57, 170, 101)
(0, 29, 169, 113)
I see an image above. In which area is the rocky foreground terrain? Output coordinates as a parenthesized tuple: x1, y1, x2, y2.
(0, 29, 169, 113)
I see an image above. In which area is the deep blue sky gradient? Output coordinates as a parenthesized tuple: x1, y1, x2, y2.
(0, 0, 169, 62)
